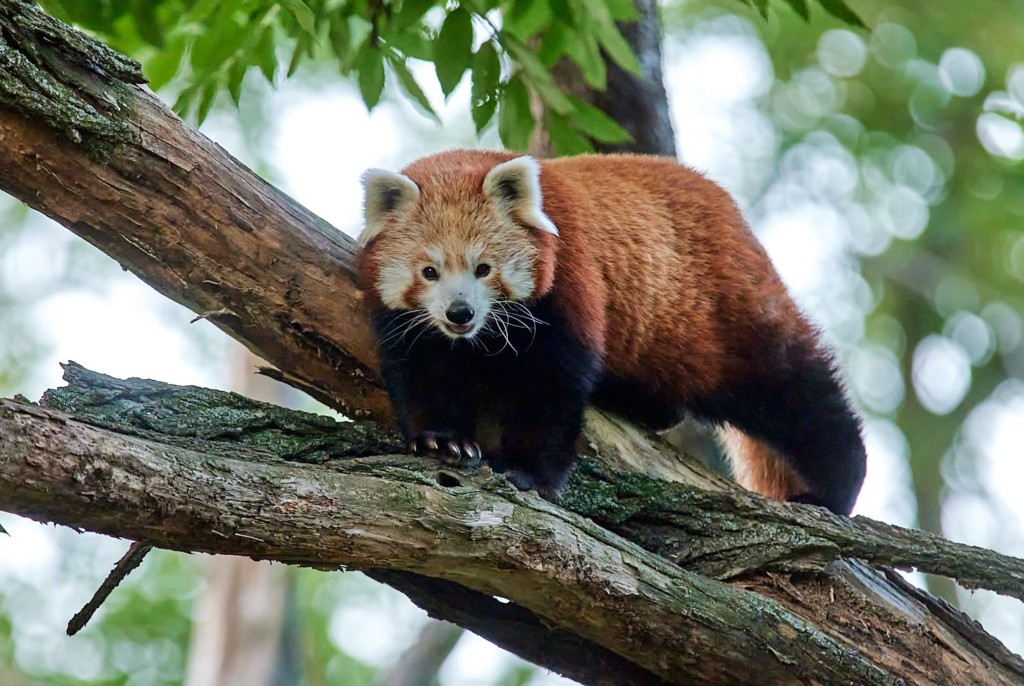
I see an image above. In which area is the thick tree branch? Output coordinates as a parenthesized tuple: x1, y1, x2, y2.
(1, 387, 895, 686)
(566, 466, 1024, 600)
(2, 365, 1022, 685)
(41, 362, 1024, 603)
(0, 0, 388, 421)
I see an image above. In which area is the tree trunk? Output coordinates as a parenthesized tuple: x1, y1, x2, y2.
(1, 2, 1023, 684)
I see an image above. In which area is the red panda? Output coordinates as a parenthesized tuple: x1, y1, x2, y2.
(356, 149, 866, 515)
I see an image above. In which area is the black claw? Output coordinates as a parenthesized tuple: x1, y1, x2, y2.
(410, 431, 482, 468)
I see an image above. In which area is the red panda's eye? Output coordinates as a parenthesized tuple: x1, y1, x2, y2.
(422, 266, 439, 280)
(475, 264, 491, 278)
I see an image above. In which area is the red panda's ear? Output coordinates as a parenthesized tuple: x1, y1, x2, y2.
(359, 169, 420, 246)
(483, 157, 559, 236)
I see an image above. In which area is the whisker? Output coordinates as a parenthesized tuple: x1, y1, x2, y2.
(485, 305, 519, 356)
(378, 310, 433, 347)
(489, 299, 544, 351)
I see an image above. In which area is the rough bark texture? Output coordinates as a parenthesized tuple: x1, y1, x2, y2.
(3, 365, 1024, 685)
(1, 2, 1024, 684)
(0, 0, 388, 421)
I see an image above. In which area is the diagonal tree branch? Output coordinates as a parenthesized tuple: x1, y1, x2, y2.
(2, 365, 1023, 685)
(0, 0, 388, 421)
(40, 362, 1024, 603)
(0, 385, 896, 686)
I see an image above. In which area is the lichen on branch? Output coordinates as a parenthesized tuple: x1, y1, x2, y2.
(0, 0, 144, 145)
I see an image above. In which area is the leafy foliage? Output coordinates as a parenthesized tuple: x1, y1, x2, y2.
(41, 0, 862, 153)
(738, 0, 864, 25)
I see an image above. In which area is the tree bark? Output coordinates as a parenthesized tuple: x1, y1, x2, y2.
(1, 2, 1024, 685)
(0, 0, 388, 421)
(3, 365, 1024, 685)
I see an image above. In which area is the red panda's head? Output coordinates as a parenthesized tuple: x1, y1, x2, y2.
(356, 153, 558, 341)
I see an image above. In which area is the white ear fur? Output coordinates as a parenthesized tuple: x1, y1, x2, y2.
(359, 169, 420, 246)
(482, 156, 558, 236)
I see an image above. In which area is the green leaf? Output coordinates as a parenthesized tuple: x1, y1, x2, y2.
(548, 0, 573, 23)
(393, 0, 436, 31)
(570, 18, 606, 89)
(588, 5, 640, 75)
(130, 0, 166, 47)
(387, 53, 439, 121)
(256, 25, 277, 83)
(782, 0, 811, 21)
(471, 41, 501, 132)
(0, 522, 7, 535)
(535, 19, 573, 67)
(816, 0, 867, 27)
(279, 0, 318, 38)
(503, 0, 551, 39)
(172, 82, 199, 117)
(195, 81, 219, 124)
(472, 90, 499, 133)
(505, 37, 573, 114)
(287, 33, 313, 77)
(145, 36, 185, 90)
(547, 110, 593, 156)
(498, 76, 533, 150)
(434, 6, 474, 96)
(569, 98, 632, 144)
(605, 0, 641, 21)
(328, 17, 351, 66)
(356, 48, 386, 110)
(191, 16, 245, 75)
(388, 28, 433, 61)
(227, 59, 246, 106)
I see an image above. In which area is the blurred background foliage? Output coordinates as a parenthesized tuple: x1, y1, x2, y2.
(2, 0, 1024, 683)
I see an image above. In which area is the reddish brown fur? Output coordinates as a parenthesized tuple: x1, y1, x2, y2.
(361, 150, 836, 503)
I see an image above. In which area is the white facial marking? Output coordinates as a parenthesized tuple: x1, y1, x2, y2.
(500, 255, 536, 300)
(424, 246, 445, 266)
(465, 244, 485, 265)
(422, 269, 492, 339)
(377, 258, 414, 310)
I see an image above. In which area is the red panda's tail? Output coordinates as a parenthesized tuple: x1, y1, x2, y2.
(718, 425, 810, 503)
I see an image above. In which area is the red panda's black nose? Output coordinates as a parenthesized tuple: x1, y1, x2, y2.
(446, 303, 475, 325)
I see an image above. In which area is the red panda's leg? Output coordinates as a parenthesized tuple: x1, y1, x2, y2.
(592, 374, 686, 429)
(490, 332, 601, 499)
(496, 401, 587, 499)
(373, 309, 482, 467)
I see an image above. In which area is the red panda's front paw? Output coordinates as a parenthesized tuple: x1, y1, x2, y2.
(408, 431, 482, 468)
(501, 468, 565, 501)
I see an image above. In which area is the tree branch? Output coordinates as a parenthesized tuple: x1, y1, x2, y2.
(2, 364, 1022, 685)
(0, 0, 388, 421)
(0, 385, 893, 685)
(566, 464, 1024, 601)
(66, 541, 153, 635)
